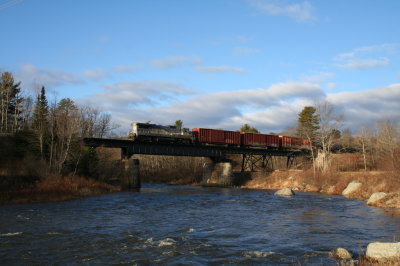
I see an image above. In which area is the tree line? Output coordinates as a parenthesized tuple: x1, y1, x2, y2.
(296, 103, 399, 172)
(0, 71, 116, 177)
(238, 102, 399, 173)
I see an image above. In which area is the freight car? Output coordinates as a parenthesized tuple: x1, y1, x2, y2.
(279, 135, 309, 149)
(241, 132, 279, 148)
(128, 122, 310, 150)
(192, 128, 241, 146)
(128, 122, 194, 143)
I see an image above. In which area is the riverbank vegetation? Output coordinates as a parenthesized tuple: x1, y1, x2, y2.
(0, 71, 119, 204)
(243, 103, 400, 208)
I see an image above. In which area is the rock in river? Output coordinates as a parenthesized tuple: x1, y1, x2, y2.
(366, 242, 400, 260)
(274, 188, 295, 196)
(330, 247, 353, 260)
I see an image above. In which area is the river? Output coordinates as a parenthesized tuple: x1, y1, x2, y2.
(1, 184, 400, 265)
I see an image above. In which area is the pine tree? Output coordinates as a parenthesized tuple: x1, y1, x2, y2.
(297, 106, 320, 176)
(296, 106, 320, 139)
(32, 86, 49, 158)
(240, 123, 260, 133)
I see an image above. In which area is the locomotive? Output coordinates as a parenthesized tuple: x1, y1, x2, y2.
(128, 122, 309, 149)
(128, 122, 194, 143)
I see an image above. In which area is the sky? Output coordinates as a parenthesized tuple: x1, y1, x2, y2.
(1, 0, 399, 135)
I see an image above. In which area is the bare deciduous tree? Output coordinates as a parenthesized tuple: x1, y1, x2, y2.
(316, 101, 343, 172)
(375, 121, 399, 170)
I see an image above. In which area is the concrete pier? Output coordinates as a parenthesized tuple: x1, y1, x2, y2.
(202, 161, 234, 186)
(123, 158, 141, 190)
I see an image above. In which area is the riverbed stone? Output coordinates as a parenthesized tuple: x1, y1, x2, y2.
(367, 192, 387, 206)
(366, 242, 400, 260)
(274, 188, 295, 196)
(331, 247, 352, 259)
(342, 181, 362, 197)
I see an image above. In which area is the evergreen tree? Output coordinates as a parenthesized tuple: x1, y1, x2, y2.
(296, 106, 320, 176)
(296, 106, 320, 140)
(240, 123, 260, 133)
(32, 86, 49, 158)
(174, 119, 183, 128)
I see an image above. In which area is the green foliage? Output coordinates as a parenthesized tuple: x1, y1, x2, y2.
(296, 106, 320, 139)
(240, 123, 260, 133)
(174, 119, 183, 128)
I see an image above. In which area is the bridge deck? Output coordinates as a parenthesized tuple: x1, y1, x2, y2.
(83, 138, 307, 158)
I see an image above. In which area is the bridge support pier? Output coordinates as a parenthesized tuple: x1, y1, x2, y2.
(122, 158, 141, 191)
(202, 160, 234, 186)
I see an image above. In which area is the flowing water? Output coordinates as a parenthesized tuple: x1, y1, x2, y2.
(1, 184, 400, 265)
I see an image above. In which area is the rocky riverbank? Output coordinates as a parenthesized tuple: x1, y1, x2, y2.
(241, 170, 400, 209)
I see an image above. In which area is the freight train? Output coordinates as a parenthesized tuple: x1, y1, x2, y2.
(128, 122, 310, 149)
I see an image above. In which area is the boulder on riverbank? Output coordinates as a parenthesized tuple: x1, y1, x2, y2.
(342, 181, 362, 197)
(366, 242, 400, 261)
(274, 188, 295, 196)
(372, 193, 400, 208)
(367, 192, 387, 206)
(330, 247, 352, 260)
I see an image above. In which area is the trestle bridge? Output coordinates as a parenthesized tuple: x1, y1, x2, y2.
(83, 138, 309, 190)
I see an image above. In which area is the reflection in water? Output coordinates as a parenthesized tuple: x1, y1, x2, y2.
(0, 184, 399, 265)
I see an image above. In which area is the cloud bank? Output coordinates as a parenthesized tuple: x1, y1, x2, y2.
(81, 79, 400, 135)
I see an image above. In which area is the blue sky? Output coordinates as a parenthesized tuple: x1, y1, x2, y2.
(1, 0, 399, 134)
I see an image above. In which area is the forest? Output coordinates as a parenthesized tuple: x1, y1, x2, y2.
(0, 71, 119, 203)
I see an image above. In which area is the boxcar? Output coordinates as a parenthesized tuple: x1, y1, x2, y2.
(279, 135, 292, 148)
(241, 132, 279, 148)
(192, 128, 241, 145)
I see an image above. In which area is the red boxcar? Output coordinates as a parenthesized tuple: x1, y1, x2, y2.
(279, 135, 292, 148)
(241, 132, 279, 148)
(303, 139, 311, 147)
(279, 135, 309, 148)
(192, 128, 241, 145)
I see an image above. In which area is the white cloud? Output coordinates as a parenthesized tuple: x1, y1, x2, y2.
(150, 56, 202, 69)
(300, 72, 335, 84)
(83, 69, 110, 81)
(250, 0, 315, 22)
(89, 80, 195, 109)
(234, 47, 259, 56)
(327, 82, 337, 90)
(327, 84, 400, 127)
(354, 43, 398, 54)
(334, 43, 398, 70)
(80, 76, 400, 135)
(82, 81, 325, 133)
(196, 66, 247, 73)
(16, 63, 82, 88)
(335, 58, 390, 70)
(113, 65, 140, 73)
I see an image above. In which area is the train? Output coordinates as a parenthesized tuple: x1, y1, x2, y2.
(128, 122, 310, 149)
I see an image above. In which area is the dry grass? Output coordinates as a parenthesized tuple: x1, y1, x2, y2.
(242, 169, 400, 202)
(0, 174, 120, 205)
